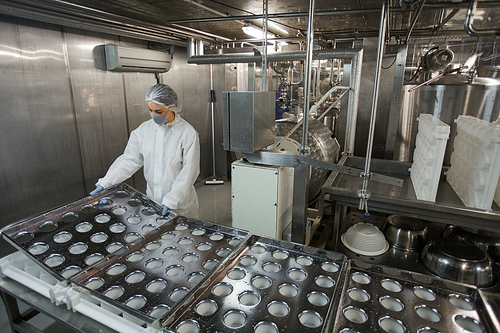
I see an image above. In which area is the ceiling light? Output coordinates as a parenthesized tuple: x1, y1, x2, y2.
(242, 24, 274, 39)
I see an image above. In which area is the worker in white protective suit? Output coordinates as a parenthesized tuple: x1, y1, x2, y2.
(89, 84, 200, 218)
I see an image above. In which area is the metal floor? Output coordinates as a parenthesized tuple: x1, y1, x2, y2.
(0, 182, 233, 332)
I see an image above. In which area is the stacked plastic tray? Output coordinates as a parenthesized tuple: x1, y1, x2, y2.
(410, 114, 450, 202)
(446, 116, 500, 210)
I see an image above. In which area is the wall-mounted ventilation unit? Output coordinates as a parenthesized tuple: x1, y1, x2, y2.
(103, 44, 171, 73)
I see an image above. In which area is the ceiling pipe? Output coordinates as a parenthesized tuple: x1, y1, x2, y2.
(404, 0, 426, 43)
(465, 0, 500, 36)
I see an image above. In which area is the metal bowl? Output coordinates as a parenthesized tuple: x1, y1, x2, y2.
(442, 225, 500, 261)
(382, 215, 428, 251)
(419, 238, 495, 287)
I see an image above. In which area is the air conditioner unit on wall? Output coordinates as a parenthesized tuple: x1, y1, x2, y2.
(103, 44, 171, 73)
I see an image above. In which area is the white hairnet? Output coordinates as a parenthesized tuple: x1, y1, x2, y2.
(145, 84, 182, 112)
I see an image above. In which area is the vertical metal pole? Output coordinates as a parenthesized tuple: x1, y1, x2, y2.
(359, 0, 387, 212)
(210, 64, 216, 178)
(262, 0, 268, 92)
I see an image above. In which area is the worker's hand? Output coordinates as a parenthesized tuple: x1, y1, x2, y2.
(162, 205, 170, 216)
(90, 185, 104, 197)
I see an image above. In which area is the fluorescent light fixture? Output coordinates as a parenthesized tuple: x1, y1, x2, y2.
(242, 24, 274, 39)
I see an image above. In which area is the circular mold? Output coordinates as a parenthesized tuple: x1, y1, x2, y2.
(196, 242, 213, 251)
(142, 208, 155, 216)
(454, 316, 484, 333)
(413, 286, 436, 301)
(415, 305, 442, 322)
(175, 319, 199, 333)
(127, 198, 141, 206)
(75, 222, 93, 233)
(80, 205, 97, 214)
(212, 282, 233, 297)
(251, 245, 266, 253)
(191, 228, 206, 236)
(28, 242, 49, 255)
(126, 215, 142, 224)
(114, 191, 128, 198)
(98, 198, 113, 205)
(145, 241, 161, 250)
(252, 275, 272, 289)
(125, 295, 147, 309)
(272, 250, 289, 260)
(69, 242, 88, 255)
(239, 291, 261, 306)
(146, 278, 167, 293)
(107, 263, 126, 275)
(170, 287, 189, 302)
(14, 232, 34, 243)
(187, 272, 205, 284)
(124, 232, 141, 243)
(163, 247, 180, 257)
(339, 329, 361, 333)
(268, 300, 289, 317)
(125, 270, 146, 284)
(149, 305, 170, 319)
(104, 286, 125, 299)
(90, 232, 108, 243)
(315, 275, 335, 288)
(85, 277, 104, 290)
(263, 262, 281, 273)
(109, 223, 126, 234)
(239, 255, 258, 266)
(227, 268, 246, 280)
(195, 299, 218, 316)
(182, 253, 200, 263)
(61, 266, 81, 278)
(223, 310, 246, 329)
(227, 238, 241, 246)
(347, 288, 370, 302)
(44, 254, 65, 267)
(53, 231, 72, 244)
(381, 279, 403, 292)
(296, 256, 313, 266)
(202, 259, 219, 270)
(156, 216, 172, 225)
(343, 306, 368, 324)
(146, 258, 164, 269)
(216, 248, 231, 257)
(126, 251, 144, 262)
(38, 221, 58, 233)
(351, 272, 371, 284)
(94, 214, 111, 224)
(85, 253, 104, 265)
(298, 310, 323, 328)
(417, 328, 442, 333)
(380, 296, 405, 312)
(254, 321, 278, 333)
(209, 233, 224, 241)
(379, 316, 406, 333)
(278, 283, 298, 297)
(175, 224, 189, 231)
(166, 265, 185, 277)
(61, 212, 79, 223)
(106, 242, 124, 253)
(161, 232, 175, 240)
(321, 261, 339, 273)
(287, 268, 307, 281)
(142, 224, 156, 233)
(448, 294, 475, 311)
(111, 206, 127, 216)
(178, 237, 194, 246)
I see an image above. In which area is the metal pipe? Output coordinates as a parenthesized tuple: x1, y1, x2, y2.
(301, 0, 316, 156)
(210, 64, 217, 178)
(359, 0, 387, 212)
(404, 0, 426, 43)
(434, 8, 459, 32)
(262, 0, 268, 92)
(344, 49, 363, 155)
(465, 0, 500, 36)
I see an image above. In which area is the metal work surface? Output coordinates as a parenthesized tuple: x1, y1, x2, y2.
(334, 260, 494, 333)
(323, 156, 500, 232)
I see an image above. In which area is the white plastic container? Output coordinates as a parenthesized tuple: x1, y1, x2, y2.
(446, 116, 500, 210)
(410, 114, 450, 202)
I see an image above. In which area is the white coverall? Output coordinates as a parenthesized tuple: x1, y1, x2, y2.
(97, 114, 200, 218)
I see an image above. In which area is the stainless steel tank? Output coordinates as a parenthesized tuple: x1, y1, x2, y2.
(396, 74, 500, 165)
(274, 117, 340, 202)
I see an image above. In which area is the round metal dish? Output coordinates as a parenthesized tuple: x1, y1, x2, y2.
(419, 238, 495, 287)
(382, 215, 428, 251)
(442, 225, 500, 261)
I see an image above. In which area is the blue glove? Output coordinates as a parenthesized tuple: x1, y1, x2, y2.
(162, 205, 170, 216)
(90, 185, 104, 197)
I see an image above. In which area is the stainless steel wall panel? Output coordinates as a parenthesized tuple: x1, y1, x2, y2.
(0, 16, 84, 247)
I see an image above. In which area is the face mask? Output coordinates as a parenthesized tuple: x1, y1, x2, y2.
(150, 110, 173, 125)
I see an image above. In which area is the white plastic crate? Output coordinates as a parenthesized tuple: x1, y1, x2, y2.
(446, 116, 500, 210)
(410, 114, 450, 202)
